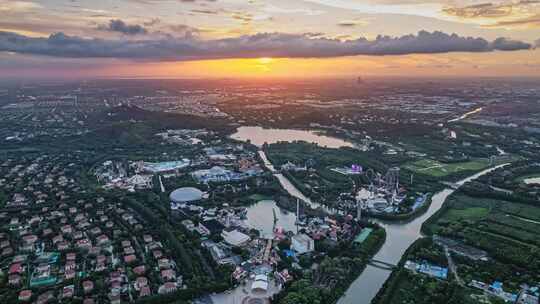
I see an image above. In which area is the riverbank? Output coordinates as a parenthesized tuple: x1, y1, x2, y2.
(370, 237, 476, 304)
(370, 238, 429, 304)
(273, 224, 387, 304)
(236, 129, 514, 304)
(338, 164, 509, 304)
(369, 194, 433, 222)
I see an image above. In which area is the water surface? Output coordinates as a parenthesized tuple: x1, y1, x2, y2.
(231, 126, 354, 148)
(233, 125, 507, 304)
(244, 200, 297, 237)
(448, 107, 483, 123)
(338, 164, 508, 304)
(258, 150, 323, 210)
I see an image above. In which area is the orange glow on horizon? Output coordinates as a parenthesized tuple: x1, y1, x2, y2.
(258, 57, 273, 64)
(86, 50, 540, 79)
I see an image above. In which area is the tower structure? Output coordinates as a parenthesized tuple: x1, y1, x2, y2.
(357, 199, 362, 221)
(384, 167, 400, 194)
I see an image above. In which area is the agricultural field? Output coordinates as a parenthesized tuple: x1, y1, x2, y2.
(443, 207, 490, 222)
(372, 238, 487, 304)
(425, 194, 540, 278)
(375, 174, 540, 304)
(404, 159, 490, 177)
(515, 173, 540, 184)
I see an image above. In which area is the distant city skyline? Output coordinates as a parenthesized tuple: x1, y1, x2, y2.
(1, 0, 540, 78)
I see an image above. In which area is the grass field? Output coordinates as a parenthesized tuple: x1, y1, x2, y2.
(426, 194, 540, 270)
(514, 173, 540, 184)
(404, 159, 490, 177)
(444, 207, 490, 222)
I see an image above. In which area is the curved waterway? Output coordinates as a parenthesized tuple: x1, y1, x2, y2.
(258, 150, 332, 212)
(338, 163, 508, 304)
(231, 126, 507, 303)
(232, 126, 352, 211)
(448, 107, 483, 123)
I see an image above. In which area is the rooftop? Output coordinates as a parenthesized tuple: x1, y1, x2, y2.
(169, 187, 204, 203)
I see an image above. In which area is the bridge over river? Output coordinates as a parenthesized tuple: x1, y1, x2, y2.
(338, 163, 508, 304)
(227, 128, 508, 304)
(367, 259, 397, 271)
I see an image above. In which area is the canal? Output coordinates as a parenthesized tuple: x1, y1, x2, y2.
(231, 125, 508, 304)
(338, 164, 508, 304)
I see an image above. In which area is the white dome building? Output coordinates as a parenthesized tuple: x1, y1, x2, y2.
(169, 187, 204, 209)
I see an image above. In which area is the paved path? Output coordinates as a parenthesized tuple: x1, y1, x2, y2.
(445, 247, 464, 286)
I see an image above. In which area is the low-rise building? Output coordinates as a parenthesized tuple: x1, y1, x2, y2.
(291, 234, 314, 255)
(221, 229, 251, 247)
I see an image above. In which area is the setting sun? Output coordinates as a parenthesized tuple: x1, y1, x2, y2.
(258, 57, 273, 64)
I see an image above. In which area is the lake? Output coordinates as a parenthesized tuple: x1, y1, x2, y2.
(230, 126, 354, 148)
(244, 200, 298, 237)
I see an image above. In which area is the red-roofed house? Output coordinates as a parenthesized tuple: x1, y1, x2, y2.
(83, 280, 94, 294)
(140, 286, 151, 298)
(18, 290, 32, 302)
(124, 254, 137, 264)
(9, 263, 23, 275)
(161, 269, 176, 281)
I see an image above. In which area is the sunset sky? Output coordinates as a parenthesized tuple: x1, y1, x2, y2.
(1, 0, 539, 79)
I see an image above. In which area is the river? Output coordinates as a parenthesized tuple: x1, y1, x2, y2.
(259, 150, 507, 303)
(338, 163, 508, 304)
(258, 150, 337, 213)
(448, 107, 483, 123)
(258, 150, 314, 204)
(232, 126, 508, 304)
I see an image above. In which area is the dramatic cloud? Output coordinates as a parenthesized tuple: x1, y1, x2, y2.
(143, 18, 161, 27)
(0, 0, 42, 12)
(0, 30, 532, 61)
(442, 1, 540, 28)
(443, 2, 515, 19)
(98, 19, 148, 35)
(131, 0, 216, 3)
(337, 19, 370, 27)
(338, 20, 359, 27)
(491, 37, 533, 50)
(488, 14, 540, 28)
(190, 9, 220, 15)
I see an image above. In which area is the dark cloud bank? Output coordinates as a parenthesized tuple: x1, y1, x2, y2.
(97, 19, 148, 35)
(0, 30, 533, 61)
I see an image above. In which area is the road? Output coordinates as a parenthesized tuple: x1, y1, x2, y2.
(444, 247, 464, 286)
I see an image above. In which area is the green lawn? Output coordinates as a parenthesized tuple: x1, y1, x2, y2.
(404, 159, 490, 177)
(425, 193, 540, 271)
(515, 173, 540, 183)
(444, 207, 489, 222)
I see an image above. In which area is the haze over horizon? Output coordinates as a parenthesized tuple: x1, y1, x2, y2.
(2, 4, 540, 304)
(1, 0, 540, 79)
